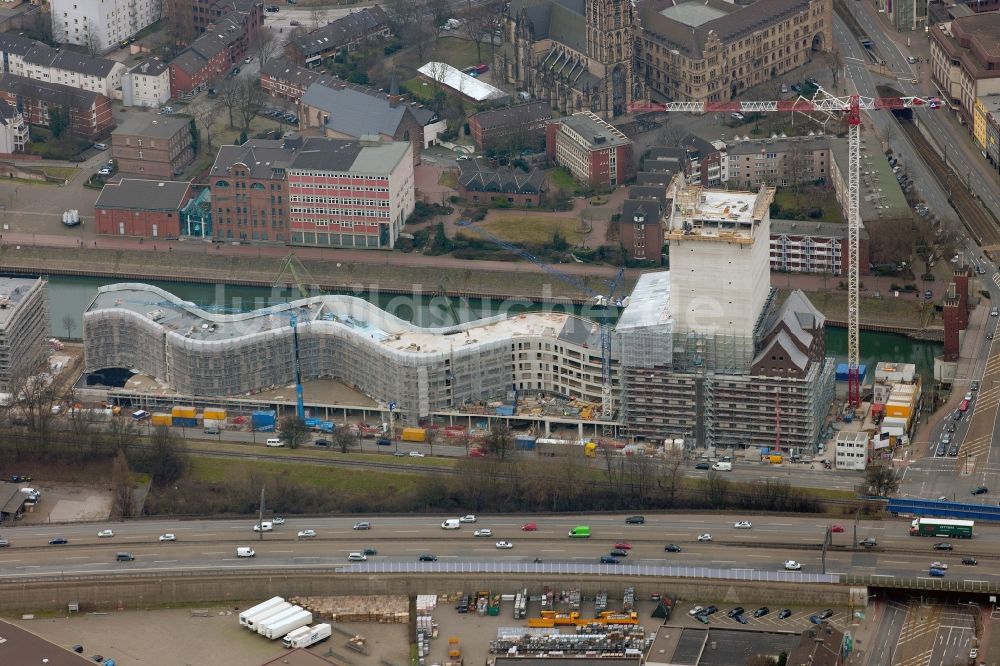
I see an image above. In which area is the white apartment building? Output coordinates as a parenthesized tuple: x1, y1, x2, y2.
(835, 431, 869, 471)
(0, 103, 28, 154)
(0, 33, 125, 98)
(122, 59, 170, 108)
(51, 0, 163, 53)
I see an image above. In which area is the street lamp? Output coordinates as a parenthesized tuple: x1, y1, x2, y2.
(389, 401, 397, 453)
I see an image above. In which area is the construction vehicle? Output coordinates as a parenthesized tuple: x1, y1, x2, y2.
(448, 637, 461, 659)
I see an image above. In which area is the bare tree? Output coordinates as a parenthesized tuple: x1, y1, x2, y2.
(194, 99, 221, 152)
(830, 48, 843, 90)
(111, 449, 136, 518)
(3, 365, 60, 451)
(250, 26, 279, 67)
(424, 427, 436, 456)
(61, 314, 75, 340)
(657, 447, 686, 506)
(106, 415, 141, 453)
(217, 77, 243, 129)
(428, 0, 452, 39)
(865, 463, 900, 497)
(484, 424, 513, 460)
(238, 79, 267, 131)
(309, 5, 329, 30)
(278, 415, 310, 449)
(461, 4, 495, 63)
(334, 427, 355, 453)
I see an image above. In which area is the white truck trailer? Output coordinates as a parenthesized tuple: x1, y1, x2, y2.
(255, 606, 302, 635)
(284, 623, 332, 648)
(239, 596, 284, 628)
(260, 609, 312, 640)
(247, 603, 293, 631)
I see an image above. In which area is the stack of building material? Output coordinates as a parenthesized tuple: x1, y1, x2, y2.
(416, 595, 437, 615)
(292, 595, 409, 623)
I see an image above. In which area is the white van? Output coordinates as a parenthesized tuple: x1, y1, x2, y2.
(711, 461, 732, 471)
(236, 547, 256, 557)
(348, 552, 367, 561)
(266, 438, 283, 447)
(132, 410, 150, 420)
(441, 518, 461, 529)
(253, 521, 273, 532)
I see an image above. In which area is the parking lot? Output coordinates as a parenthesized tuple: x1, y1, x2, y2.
(675, 602, 850, 634)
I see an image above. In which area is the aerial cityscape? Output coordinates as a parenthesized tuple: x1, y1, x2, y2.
(0, 0, 998, 663)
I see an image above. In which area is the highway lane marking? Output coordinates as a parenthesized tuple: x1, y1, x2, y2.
(153, 560, 178, 564)
(0, 560, 20, 563)
(540, 549, 565, 553)
(202, 552, 225, 555)
(293, 556, 321, 559)
(64, 556, 91, 560)
(270, 550, 294, 553)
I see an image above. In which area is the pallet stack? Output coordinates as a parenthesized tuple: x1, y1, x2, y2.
(291, 595, 409, 623)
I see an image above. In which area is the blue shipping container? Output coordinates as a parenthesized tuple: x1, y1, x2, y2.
(173, 417, 198, 428)
(496, 406, 515, 416)
(835, 363, 867, 382)
(304, 417, 322, 428)
(319, 421, 335, 432)
(515, 436, 536, 451)
(252, 410, 277, 431)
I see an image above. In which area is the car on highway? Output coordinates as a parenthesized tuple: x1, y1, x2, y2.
(829, 524, 844, 533)
(253, 522, 273, 532)
(625, 515, 645, 524)
(159, 533, 176, 542)
(495, 541, 513, 549)
(988, 332, 994, 340)
(297, 529, 316, 539)
(928, 567, 946, 577)
(992, 308, 999, 317)
(945, 422, 956, 433)
(726, 607, 745, 618)
(694, 462, 710, 470)
(929, 561, 948, 569)
(474, 528, 493, 537)
(972, 381, 980, 391)
(0, 540, 9, 547)
(777, 609, 792, 619)
(927, 97, 942, 109)
(962, 556, 978, 565)
(688, 606, 704, 616)
(409, 451, 425, 457)
(734, 521, 752, 529)
(753, 607, 770, 618)
(614, 541, 632, 549)
(859, 537, 877, 548)
(353, 521, 371, 530)
(418, 554, 438, 562)
(610, 549, 628, 557)
(97, 529, 114, 538)
(393, 451, 406, 457)
(236, 547, 255, 557)
(272, 517, 285, 525)
(784, 560, 801, 571)
(698, 533, 712, 542)
(348, 552, 367, 562)
(521, 522, 537, 531)
(363, 548, 377, 556)
(48, 537, 68, 545)
(599, 556, 620, 564)
(952, 409, 963, 421)
(972, 486, 989, 495)
(665, 544, 682, 552)
(459, 515, 477, 523)
(702, 605, 719, 616)
(933, 542, 953, 550)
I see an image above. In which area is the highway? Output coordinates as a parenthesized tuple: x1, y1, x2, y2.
(2, 513, 999, 583)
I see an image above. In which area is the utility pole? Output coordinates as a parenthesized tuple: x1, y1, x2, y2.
(258, 487, 265, 542)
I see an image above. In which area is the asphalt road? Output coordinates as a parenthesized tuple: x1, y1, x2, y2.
(0, 513, 997, 582)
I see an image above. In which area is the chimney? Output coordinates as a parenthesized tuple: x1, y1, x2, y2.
(388, 94, 404, 107)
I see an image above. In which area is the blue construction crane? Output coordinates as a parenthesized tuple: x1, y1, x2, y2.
(289, 312, 305, 419)
(455, 219, 625, 419)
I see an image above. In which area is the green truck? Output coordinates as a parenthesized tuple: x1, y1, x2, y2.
(568, 525, 591, 538)
(909, 518, 974, 538)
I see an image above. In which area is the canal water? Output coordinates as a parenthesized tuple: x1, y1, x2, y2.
(47, 275, 941, 381)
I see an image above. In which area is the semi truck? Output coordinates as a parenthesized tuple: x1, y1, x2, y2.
(255, 606, 301, 635)
(240, 597, 284, 628)
(260, 609, 313, 640)
(284, 623, 332, 648)
(909, 517, 974, 538)
(281, 625, 312, 648)
(244, 601, 292, 631)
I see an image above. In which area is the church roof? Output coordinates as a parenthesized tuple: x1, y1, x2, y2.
(513, 0, 587, 55)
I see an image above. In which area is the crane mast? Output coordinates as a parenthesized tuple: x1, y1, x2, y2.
(628, 90, 936, 408)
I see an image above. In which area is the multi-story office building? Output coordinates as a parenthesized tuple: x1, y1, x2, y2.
(51, 0, 162, 53)
(0, 277, 49, 392)
(545, 112, 634, 189)
(286, 136, 414, 249)
(111, 115, 194, 179)
(930, 13, 1000, 122)
(637, 0, 832, 103)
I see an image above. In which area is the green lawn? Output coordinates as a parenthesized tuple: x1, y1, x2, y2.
(427, 37, 484, 71)
(41, 166, 79, 181)
(546, 167, 578, 192)
(439, 170, 459, 189)
(772, 187, 845, 224)
(479, 212, 588, 245)
(189, 456, 422, 493)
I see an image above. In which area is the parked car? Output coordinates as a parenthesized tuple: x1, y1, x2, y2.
(734, 613, 749, 624)
(694, 613, 710, 624)
(820, 609, 834, 619)
(809, 615, 824, 625)
(694, 462, 710, 470)
(777, 609, 792, 619)
(753, 607, 770, 618)
(688, 606, 704, 616)
(726, 607, 745, 618)
(314, 438, 331, 447)
(702, 605, 718, 615)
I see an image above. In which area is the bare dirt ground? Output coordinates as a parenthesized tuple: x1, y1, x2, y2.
(11, 607, 409, 666)
(19, 484, 113, 525)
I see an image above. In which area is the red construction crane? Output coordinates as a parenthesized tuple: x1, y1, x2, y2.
(630, 91, 940, 407)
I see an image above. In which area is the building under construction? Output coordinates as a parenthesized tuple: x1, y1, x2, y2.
(82, 176, 834, 451)
(0, 276, 49, 393)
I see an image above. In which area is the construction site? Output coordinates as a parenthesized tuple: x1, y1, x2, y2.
(79, 176, 840, 452)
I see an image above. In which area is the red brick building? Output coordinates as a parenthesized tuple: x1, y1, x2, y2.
(0, 73, 113, 139)
(619, 186, 666, 261)
(112, 115, 194, 179)
(95, 179, 193, 238)
(259, 58, 333, 103)
(545, 112, 634, 190)
(457, 159, 545, 206)
(209, 136, 296, 242)
(467, 101, 551, 152)
(943, 267, 971, 361)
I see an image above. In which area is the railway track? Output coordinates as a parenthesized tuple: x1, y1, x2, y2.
(899, 120, 1000, 247)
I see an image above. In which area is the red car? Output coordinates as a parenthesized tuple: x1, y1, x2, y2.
(468, 448, 485, 458)
(521, 522, 537, 531)
(614, 541, 632, 550)
(830, 524, 845, 533)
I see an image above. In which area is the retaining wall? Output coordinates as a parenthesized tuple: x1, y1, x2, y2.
(0, 571, 854, 614)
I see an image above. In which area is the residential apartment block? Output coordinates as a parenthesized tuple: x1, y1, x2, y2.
(0, 33, 125, 98)
(111, 115, 194, 179)
(259, 58, 333, 103)
(770, 219, 869, 276)
(210, 136, 295, 243)
(0, 277, 49, 392)
(0, 73, 113, 138)
(168, 0, 262, 97)
(51, 0, 162, 53)
(287, 136, 414, 249)
(973, 94, 1000, 169)
(637, 0, 832, 103)
(165, 0, 262, 43)
(468, 101, 551, 152)
(95, 179, 194, 237)
(619, 185, 667, 262)
(727, 135, 830, 189)
(0, 103, 28, 154)
(293, 5, 390, 66)
(930, 13, 1000, 122)
(122, 59, 171, 108)
(545, 112, 634, 190)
